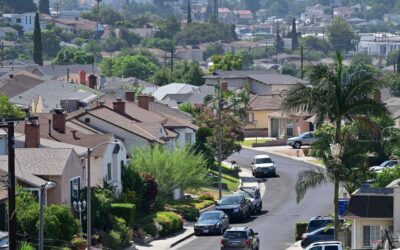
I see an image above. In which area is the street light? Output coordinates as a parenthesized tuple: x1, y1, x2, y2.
(39, 181, 56, 250)
(73, 200, 87, 239)
(86, 141, 121, 250)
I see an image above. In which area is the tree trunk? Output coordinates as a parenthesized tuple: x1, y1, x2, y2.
(334, 175, 340, 240)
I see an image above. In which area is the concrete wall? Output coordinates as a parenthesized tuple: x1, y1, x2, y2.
(60, 151, 84, 205)
(351, 218, 393, 249)
(102, 142, 127, 193)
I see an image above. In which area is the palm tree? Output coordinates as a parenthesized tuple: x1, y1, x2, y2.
(283, 52, 389, 239)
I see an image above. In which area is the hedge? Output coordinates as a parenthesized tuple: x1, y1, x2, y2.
(110, 203, 136, 227)
(295, 221, 308, 241)
(154, 212, 183, 236)
(173, 205, 199, 221)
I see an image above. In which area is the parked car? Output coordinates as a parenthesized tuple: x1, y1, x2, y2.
(251, 154, 276, 177)
(215, 194, 252, 221)
(220, 227, 260, 250)
(306, 216, 334, 233)
(301, 227, 334, 248)
(0, 231, 8, 249)
(194, 210, 230, 236)
(237, 186, 262, 214)
(305, 241, 343, 250)
(369, 160, 398, 173)
(287, 132, 320, 149)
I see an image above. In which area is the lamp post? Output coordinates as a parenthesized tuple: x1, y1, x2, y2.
(73, 200, 87, 239)
(86, 141, 121, 249)
(39, 181, 56, 250)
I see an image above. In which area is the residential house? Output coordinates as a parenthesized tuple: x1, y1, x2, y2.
(31, 64, 101, 80)
(384, 14, 400, 25)
(244, 93, 313, 138)
(0, 148, 83, 205)
(357, 33, 400, 56)
(100, 76, 157, 97)
(2, 13, 46, 32)
(51, 17, 104, 35)
(0, 27, 18, 39)
(233, 10, 254, 25)
(300, 4, 331, 25)
(204, 70, 306, 95)
(0, 70, 45, 98)
(153, 83, 199, 105)
(175, 46, 205, 62)
(344, 182, 400, 249)
(333, 7, 354, 19)
(218, 8, 234, 23)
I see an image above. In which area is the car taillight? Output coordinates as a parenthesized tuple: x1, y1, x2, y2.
(245, 239, 252, 247)
(220, 239, 224, 247)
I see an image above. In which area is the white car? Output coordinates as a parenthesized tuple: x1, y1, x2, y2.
(251, 154, 276, 177)
(305, 241, 342, 250)
(369, 160, 398, 173)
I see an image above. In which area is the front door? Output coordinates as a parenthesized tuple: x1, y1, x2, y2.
(271, 118, 279, 137)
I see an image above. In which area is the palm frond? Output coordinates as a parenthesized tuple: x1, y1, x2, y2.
(296, 168, 328, 203)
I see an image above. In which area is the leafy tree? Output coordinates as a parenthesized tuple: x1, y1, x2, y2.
(39, 0, 50, 14)
(291, 18, 298, 51)
(374, 166, 400, 188)
(130, 145, 209, 199)
(102, 36, 128, 53)
(174, 22, 236, 45)
(237, 50, 254, 70)
(99, 55, 158, 80)
(152, 61, 204, 86)
(210, 52, 243, 72)
(191, 126, 215, 168)
(1, 0, 36, 13)
(81, 5, 123, 25)
(33, 12, 43, 66)
(152, 68, 171, 85)
(155, 16, 181, 40)
(204, 42, 224, 59)
(386, 50, 400, 66)
(328, 17, 357, 52)
(281, 63, 299, 77)
(303, 36, 331, 54)
(350, 53, 373, 66)
(0, 95, 25, 118)
(44, 205, 78, 242)
(53, 47, 94, 65)
(141, 38, 175, 51)
(283, 52, 389, 239)
(187, 0, 192, 24)
(119, 27, 142, 46)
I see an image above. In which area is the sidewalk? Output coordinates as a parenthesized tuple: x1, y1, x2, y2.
(286, 241, 303, 250)
(245, 145, 323, 167)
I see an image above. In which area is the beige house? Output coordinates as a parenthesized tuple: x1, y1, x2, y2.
(0, 148, 83, 205)
(344, 182, 400, 249)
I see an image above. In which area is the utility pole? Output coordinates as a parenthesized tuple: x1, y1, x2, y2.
(301, 46, 304, 80)
(217, 80, 222, 200)
(7, 122, 16, 250)
(170, 49, 174, 73)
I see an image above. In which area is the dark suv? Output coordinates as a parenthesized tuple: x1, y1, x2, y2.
(221, 227, 259, 250)
(215, 194, 252, 221)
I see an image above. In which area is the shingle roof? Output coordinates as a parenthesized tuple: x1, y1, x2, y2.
(248, 94, 283, 110)
(248, 74, 307, 85)
(153, 83, 199, 101)
(204, 70, 271, 79)
(0, 71, 44, 97)
(35, 64, 100, 79)
(185, 84, 214, 104)
(0, 155, 46, 187)
(344, 195, 393, 218)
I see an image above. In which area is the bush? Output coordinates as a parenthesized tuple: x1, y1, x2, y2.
(91, 187, 114, 231)
(374, 166, 400, 188)
(174, 205, 199, 221)
(71, 238, 86, 250)
(154, 212, 183, 236)
(110, 203, 136, 227)
(142, 173, 158, 209)
(19, 242, 34, 250)
(103, 217, 131, 249)
(142, 223, 158, 237)
(44, 205, 79, 243)
(198, 192, 214, 201)
(295, 221, 308, 241)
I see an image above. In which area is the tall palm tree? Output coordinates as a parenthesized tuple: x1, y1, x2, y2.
(283, 52, 389, 239)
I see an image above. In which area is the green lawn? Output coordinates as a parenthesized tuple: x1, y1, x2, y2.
(209, 163, 240, 192)
(241, 139, 271, 147)
(166, 199, 214, 210)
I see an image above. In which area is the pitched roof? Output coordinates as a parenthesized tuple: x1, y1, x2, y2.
(0, 27, 17, 33)
(185, 84, 214, 104)
(34, 64, 100, 79)
(248, 94, 283, 110)
(153, 83, 199, 101)
(233, 10, 253, 15)
(0, 70, 44, 97)
(344, 195, 393, 218)
(204, 70, 272, 79)
(248, 73, 306, 85)
(0, 155, 46, 187)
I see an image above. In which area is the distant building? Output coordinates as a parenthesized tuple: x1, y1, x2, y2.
(357, 33, 400, 56)
(0, 27, 18, 39)
(2, 13, 46, 32)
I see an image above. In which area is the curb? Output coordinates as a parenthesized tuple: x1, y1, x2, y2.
(243, 146, 324, 168)
(169, 232, 195, 248)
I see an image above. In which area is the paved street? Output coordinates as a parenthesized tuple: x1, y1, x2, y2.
(173, 148, 333, 250)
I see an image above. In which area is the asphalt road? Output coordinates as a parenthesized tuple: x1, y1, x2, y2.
(174, 148, 333, 250)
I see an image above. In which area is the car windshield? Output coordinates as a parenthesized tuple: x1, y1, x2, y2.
(224, 231, 247, 239)
(238, 190, 255, 198)
(219, 196, 241, 205)
(199, 213, 220, 221)
(379, 161, 390, 167)
(255, 158, 272, 164)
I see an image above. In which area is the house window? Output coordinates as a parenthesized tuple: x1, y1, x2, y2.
(286, 120, 293, 137)
(29, 16, 32, 24)
(107, 163, 112, 182)
(248, 113, 254, 123)
(185, 133, 192, 145)
(70, 177, 80, 203)
(16, 18, 21, 23)
(120, 160, 125, 169)
(363, 225, 381, 247)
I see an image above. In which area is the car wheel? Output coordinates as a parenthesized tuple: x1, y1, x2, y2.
(294, 141, 302, 149)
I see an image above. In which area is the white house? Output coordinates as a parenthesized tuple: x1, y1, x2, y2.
(357, 33, 400, 56)
(2, 13, 46, 32)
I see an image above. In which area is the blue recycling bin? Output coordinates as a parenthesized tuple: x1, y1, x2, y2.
(338, 198, 348, 216)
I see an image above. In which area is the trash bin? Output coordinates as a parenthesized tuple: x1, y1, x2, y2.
(338, 198, 348, 216)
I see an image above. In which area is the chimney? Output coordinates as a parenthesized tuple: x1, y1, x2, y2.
(24, 121, 40, 148)
(221, 81, 228, 91)
(138, 95, 150, 110)
(88, 74, 97, 89)
(125, 92, 135, 102)
(113, 99, 126, 114)
(79, 70, 86, 84)
(52, 108, 66, 133)
(71, 130, 78, 139)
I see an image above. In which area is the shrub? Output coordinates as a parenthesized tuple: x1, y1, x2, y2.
(174, 205, 199, 221)
(142, 223, 158, 237)
(19, 242, 34, 250)
(155, 212, 183, 236)
(103, 217, 131, 249)
(142, 173, 158, 209)
(91, 187, 114, 231)
(198, 192, 214, 201)
(110, 203, 136, 227)
(374, 166, 400, 188)
(71, 238, 86, 250)
(44, 205, 78, 243)
(295, 221, 308, 241)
